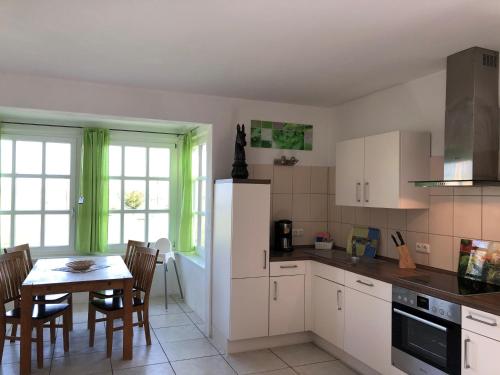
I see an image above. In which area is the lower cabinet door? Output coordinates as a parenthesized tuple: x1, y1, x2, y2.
(269, 275, 305, 336)
(462, 329, 500, 375)
(344, 287, 392, 374)
(312, 275, 344, 348)
(230, 277, 269, 340)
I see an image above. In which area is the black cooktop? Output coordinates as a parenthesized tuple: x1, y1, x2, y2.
(400, 273, 500, 296)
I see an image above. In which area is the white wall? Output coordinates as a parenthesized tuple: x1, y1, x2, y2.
(333, 70, 446, 157)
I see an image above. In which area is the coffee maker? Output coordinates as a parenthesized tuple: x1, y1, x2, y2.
(274, 220, 293, 252)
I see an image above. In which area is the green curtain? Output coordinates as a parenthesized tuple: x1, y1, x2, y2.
(76, 128, 109, 254)
(178, 132, 194, 253)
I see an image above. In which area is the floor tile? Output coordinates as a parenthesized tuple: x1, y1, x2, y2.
(149, 302, 183, 315)
(171, 355, 236, 375)
(112, 326, 159, 348)
(1, 342, 53, 364)
(51, 351, 112, 375)
(113, 362, 175, 375)
(162, 338, 218, 361)
(149, 312, 192, 328)
(0, 361, 51, 375)
(294, 360, 358, 375)
(252, 369, 297, 375)
(111, 344, 168, 370)
(187, 311, 204, 325)
(154, 324, 204, 343)
(177, 301, 194, 313)
(271, 343, 334, 366)
(224, 349, 288, 374)
(54, 332, 107, 357)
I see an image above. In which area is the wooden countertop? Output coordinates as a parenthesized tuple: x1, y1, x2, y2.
(270, 247, 500, 316)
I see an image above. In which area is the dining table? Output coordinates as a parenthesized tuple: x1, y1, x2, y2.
(20, 255, 134, 374)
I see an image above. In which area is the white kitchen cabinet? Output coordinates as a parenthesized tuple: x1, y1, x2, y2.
(212, 180, 272, 346)
(462, 329, 500, 375)
(230, 277, 270, 340)
(336, 131, 430, 209)
(269, 275, 305, 336)
(344, 286, 392, 374)
(335, 137, 365, 207)
(312, 276, 344, 348)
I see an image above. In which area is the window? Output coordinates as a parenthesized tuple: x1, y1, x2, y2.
(0, 136, 76, 250)
(107, 140, 176, 247)
(191, 143, 207, 253)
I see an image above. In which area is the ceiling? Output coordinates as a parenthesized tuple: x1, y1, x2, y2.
(0, 0, 499, 107)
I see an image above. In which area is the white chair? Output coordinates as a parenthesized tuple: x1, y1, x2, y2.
(153, 238, 184, 310)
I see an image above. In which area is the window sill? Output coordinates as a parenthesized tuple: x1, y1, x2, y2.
(176, 251, 205, 269)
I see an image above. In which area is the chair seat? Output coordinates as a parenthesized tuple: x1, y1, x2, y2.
(6, 303, 69, 320)
(34, 293, 70, 302)
(91, 297, 143, 311)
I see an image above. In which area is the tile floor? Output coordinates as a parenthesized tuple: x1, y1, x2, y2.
(0, 296, 358, 375)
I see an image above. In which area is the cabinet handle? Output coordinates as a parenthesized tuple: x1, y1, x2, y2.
(263, 250, 267, 269)
(356, 182, 361, 202)
(364, 182, 369, 203)
(464, 338, 471, 369)
(279, 265, 298, 269)
(273, 281, 278, 301)
(356, 280, 374, 287)
(337, 289, 342, 311)
(466, 314, 498, 326)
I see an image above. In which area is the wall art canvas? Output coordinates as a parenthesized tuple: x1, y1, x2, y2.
(250, 120, 313, 150)
(458, 239, 500, 286)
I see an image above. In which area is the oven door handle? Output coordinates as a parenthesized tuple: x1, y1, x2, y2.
(393, 308, 448, 332)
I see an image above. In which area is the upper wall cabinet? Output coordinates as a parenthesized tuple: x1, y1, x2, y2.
(336, 131, 430, 209)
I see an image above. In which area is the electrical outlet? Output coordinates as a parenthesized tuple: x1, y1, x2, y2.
(416, 242, 431, 254)
(292, 228, 304, 237)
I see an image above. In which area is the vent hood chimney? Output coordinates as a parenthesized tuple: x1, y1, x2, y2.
(413, 47, 500, 187)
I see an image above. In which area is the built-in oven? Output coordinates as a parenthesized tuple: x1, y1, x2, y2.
(392, 286, 461, 375)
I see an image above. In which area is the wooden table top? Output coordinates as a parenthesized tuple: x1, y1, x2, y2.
(23, 255, 133, 287)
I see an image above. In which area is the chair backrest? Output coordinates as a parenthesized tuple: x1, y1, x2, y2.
(124, 240, 148, 269)
(3, 243, 33, 273)
(129, 247, 159, 296)
(0, 251, 28, 304)
(152, 238, 173, 262)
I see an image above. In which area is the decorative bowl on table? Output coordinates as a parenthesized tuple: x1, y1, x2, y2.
(66, 259, 95, 271)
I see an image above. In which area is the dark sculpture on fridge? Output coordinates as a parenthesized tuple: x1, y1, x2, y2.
(231, 124, 249, 179)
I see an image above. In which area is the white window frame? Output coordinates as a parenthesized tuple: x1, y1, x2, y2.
(0, 125, 80, 256)
(191, 134, 208, 256)
(107, 132, 179, 252)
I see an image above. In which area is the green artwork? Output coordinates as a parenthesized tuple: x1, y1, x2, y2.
(250, 120, 313, 150)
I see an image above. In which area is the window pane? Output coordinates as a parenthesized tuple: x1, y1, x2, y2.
(108, 213, 121, 244)
(109, 180, 122, 210)
(44, 214, 69, 246)
(45, 178, 70, 210)
(15, 178, 42, 210)
(193, 180, 199, 212)
(149, 148, 170, 177)
(191, 146, 199, 178)
(0, 215, 10, 248)
(201, 144, 207, 176)
(124, 213, 145, 242)
(148, 213, 169, 243)
(192, 214, 198, 249)
(0, 177, 11, 210)
(46, 143, 71, 175)
(16, 141, 42, 174)
(201, 180, 206, 212)
(124, 180, 146, 210)
(1, 139, 12, 173)
(149, 180, 169, 210)
(15, 214, 41, 247)
(200, 215, 206, 247)
(109, 145, 122, 177)
(124, 146, 146, 177)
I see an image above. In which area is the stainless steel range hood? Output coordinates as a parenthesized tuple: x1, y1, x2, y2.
(413, 47, 500, 187)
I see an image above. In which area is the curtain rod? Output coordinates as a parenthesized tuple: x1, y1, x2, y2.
(1, 121, 185, 137)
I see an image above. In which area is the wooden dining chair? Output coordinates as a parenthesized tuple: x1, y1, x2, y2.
(3, 244, 73, 339)
(88, 247, 159, 357)
(0, 251, 71, 369)
(87, 240, 148, 327)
